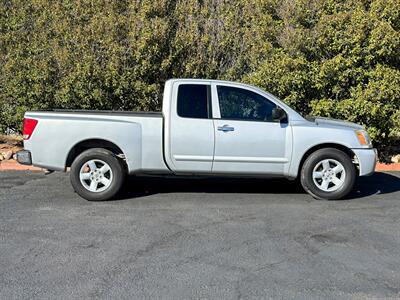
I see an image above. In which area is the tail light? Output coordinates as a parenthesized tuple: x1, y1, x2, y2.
(23, 118, 38, 140)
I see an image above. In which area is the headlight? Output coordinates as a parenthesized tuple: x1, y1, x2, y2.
(355, 130, 371, 147)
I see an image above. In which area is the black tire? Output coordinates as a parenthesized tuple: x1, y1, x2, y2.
(300, 148, 356, 200)
(70, 148, 125, 201)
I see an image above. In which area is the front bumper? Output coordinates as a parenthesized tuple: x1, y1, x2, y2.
(352, 148, 377, 176)
(16, 150, 32, 165)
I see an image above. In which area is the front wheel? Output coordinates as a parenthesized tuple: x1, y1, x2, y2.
(300, 148, 356, 200)
(70, 148, 125, 201)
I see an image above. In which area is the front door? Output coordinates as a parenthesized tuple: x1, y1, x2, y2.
(212, 84, 290, 175)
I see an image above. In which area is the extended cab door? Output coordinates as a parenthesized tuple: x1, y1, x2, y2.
(212, 84, 291, 175)
(164, 81, 215, 173)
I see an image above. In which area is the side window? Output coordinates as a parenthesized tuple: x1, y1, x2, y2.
(177, 84, 210, 119)
(217, 85, 278, 122)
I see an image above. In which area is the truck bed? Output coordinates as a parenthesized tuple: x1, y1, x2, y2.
(24, 109, 167, 173)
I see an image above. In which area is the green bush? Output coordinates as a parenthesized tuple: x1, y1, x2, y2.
(0, 0, 399, 154)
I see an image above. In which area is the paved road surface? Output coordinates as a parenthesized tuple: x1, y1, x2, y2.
(1, 171, 399, 299)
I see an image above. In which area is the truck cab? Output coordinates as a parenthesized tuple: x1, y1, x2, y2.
(163, 79, 297, 175)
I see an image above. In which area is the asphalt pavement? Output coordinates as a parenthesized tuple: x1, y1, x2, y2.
(1, 171, 400, 299)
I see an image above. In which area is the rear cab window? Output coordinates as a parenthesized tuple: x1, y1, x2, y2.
(177, 84, 212, 119)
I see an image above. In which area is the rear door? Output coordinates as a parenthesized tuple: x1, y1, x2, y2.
(165, 81, 215, 173)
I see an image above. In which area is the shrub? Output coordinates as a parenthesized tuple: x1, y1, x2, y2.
(0, 0, 399, 155)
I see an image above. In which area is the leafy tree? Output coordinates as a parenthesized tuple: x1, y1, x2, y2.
(0, 0, 399, 155)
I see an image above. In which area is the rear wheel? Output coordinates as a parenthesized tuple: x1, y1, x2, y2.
(70, 148, 125, 201)
(300, 148, 356, 200)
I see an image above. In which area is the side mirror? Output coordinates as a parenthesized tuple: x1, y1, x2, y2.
(272, 107, 287, 122)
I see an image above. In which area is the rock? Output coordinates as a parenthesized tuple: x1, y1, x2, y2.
(391, 154, 400, 163)
(3, 150, 12, 160)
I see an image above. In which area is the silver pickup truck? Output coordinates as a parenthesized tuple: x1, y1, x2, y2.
(17, 79, 377, 201)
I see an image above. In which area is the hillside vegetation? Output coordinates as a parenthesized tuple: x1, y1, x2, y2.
(0, 0, 399, 154)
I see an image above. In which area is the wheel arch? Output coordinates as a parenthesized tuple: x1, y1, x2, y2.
(66, 139, 127, 169)
(295, 143, 357, 178)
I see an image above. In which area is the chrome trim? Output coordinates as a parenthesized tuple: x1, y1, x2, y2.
(217, 125, 235, 132)
(214, 156, 289, 163)
(173, 155, 213, 162)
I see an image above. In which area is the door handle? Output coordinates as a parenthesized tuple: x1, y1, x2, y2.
(217, 125, 235, 132)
